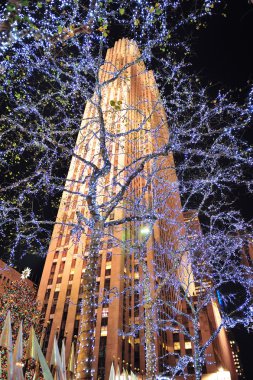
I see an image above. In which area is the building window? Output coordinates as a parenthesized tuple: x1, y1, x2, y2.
(134, 292, 139, 305)
(101, 309, 108, 318)
(104, 279, 110, 291)
(134, 343, 140, 369)
(63, 302, 69, 313)
(45, 289, 50, 301)
(95, 282, 100, 293)
(51, 262, 56, 274)
(101, 317, 108, 327)
(65, 234, 70, 245)
(42, 319, 53, 353)
(59, 262, 65, 274)
(53, 291, 59, 301)
(54, 251, 59, 259)
(173, 333, 179, 342)
(71, 259, 76, 269)
(50, 303, 56, 314)
(66, 285, 72, 297)
(98, 336, 107, 379)
(42, 303, 48, 315)
(102, 301, 109, 308)
(62, 248, 67, 257)
(106, 252, 112, 262)
(56, 277, 62, 284)
(69, 274, 74, 281)
(105, 268, 111, 276)
(73, 319, 79, 337)
(79, 284, 84, 295)
(76, 298, 82, 314)
(187, 363, 195, 374)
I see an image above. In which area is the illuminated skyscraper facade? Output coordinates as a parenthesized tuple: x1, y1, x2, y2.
(37, 39, 236, 379)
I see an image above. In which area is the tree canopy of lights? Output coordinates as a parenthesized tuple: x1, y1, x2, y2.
(0, 1, 253, 379)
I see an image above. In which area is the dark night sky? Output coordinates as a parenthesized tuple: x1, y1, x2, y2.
(14, 1, 253, 378)
(194, 1, 253, 87)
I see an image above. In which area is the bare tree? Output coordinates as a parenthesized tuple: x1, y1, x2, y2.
(0, 1, 252, 379)
(127, 213, 253, 380)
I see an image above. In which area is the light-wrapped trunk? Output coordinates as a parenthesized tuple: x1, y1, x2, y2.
(76, 221, 104, 379)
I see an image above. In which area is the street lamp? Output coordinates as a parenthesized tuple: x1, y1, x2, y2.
(140, 226, 150, 236)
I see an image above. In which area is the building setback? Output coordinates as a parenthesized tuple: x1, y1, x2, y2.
(37, 39, 237, 379)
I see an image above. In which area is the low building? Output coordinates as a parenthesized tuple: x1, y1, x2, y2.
(0, 259, 35, 293)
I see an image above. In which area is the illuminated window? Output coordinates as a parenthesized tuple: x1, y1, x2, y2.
(185, 341, 192, 349)
(174, 342, 180, 350)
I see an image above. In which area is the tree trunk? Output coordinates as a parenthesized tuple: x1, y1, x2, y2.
(141, 259, 157, 380)
(193, 318, 202, 380)
(76, 221, 104, 380)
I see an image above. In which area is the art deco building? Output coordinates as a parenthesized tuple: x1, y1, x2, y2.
(37, 39, 237, 379)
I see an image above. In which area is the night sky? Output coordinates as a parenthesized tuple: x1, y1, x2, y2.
(12, 1, 253, 378)
(194, 1, 253, 87)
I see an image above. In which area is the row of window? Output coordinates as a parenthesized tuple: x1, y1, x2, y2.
(0, 274, 12, 284)
(48, 251, 113, 286)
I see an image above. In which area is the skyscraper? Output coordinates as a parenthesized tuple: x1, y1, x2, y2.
(37, 39, 236, 379)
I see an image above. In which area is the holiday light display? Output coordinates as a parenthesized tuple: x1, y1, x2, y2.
(0, 270, 43, 378)
(0, 312, 77, 379)
(0, 1, 253, 379)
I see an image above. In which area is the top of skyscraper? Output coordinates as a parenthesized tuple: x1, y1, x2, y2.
(105, 38, 141, 60)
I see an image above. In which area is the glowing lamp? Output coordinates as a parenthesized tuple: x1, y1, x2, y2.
(140, 226, 150, 235)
